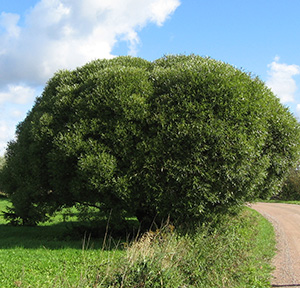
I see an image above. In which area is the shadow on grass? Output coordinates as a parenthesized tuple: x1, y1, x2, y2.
(0, 221, 135, 250)
(0, 198, 139, 250)
(0, 223, 91, 250)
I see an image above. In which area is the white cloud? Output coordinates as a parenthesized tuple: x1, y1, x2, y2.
(150, 0, 179, 26)
(0, 0, 181, 85)
(296, 104, 300, 116)
(0, 84, 36, 105)
(0, 12, 21, 39)
(0, 85, 37, 154)
(266, 56, 300, 103)
(10, 109, 25, 119)
(0, 121, 16, 156)
(0, 0, 181, 155)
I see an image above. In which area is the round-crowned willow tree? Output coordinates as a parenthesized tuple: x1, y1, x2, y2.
(1, 55, 300, 228)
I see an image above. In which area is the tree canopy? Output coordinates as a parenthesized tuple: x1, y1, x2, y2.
(1, 55, 300, 227)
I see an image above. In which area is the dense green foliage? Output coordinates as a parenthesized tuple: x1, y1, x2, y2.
(273, 167, 300, 201)
(0, 157, 5, 170)
(1, 55, 300, 227)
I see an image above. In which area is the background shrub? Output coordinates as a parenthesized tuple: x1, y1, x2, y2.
(273, 167, 300, 201)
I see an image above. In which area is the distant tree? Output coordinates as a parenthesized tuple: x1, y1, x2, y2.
(1, 55, 300, 228)
(0, 156, 5, 168)
(273, 167, 300, 201)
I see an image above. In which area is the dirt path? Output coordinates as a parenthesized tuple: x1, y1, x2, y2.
(252, 202, 300, 287)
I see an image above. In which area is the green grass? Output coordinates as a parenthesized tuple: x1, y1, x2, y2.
(0, 198, 276, 287)
(0, 199, 124, 287)
(259, 199, 300, 205)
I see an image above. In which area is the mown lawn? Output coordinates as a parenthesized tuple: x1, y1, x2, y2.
(0, 198, 124, 287)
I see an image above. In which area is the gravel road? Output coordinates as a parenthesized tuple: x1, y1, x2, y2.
(252, 202, 300, 287)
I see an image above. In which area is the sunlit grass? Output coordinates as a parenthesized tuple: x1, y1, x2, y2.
(0, 198, 276, 287)
(0, 198, 124, 287)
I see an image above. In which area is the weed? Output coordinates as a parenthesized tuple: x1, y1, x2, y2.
(100, 208, 275, 287)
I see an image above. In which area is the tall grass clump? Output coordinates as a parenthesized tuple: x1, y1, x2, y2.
(100, 207, 275, 288)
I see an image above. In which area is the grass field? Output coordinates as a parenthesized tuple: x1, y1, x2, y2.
(0, 199, 124, 287)
(0, 198, 276, 287)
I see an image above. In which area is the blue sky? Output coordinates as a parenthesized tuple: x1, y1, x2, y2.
(0, 0, 300, 155)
